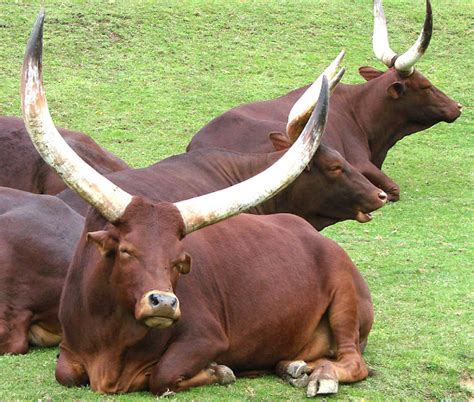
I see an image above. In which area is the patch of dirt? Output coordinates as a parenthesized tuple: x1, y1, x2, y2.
(460, 375, 474, 395)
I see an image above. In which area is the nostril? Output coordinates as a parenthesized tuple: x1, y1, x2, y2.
(378, 191, 388, 202)
(170, 297, 178, 309)
(149, 294, 160, 307)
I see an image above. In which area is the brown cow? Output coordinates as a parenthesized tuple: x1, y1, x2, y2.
(22, 12, 371, 395)
(0, 116, 128, 195)
(0, 188, 83, 354)
(187, 0, 461, 202)
(56, 209, 373, 396)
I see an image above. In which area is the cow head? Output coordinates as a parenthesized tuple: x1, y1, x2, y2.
(366, 0, 461, 127)
(364, 0, 461, 131)
(270, 133, 387, 228)
(359, 67, 461, 127)
(86, 199, 189, 329)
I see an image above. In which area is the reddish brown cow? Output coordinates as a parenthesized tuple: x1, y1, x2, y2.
(0, 116, 128, 195)
(21, 13, 371, 395)
(57, 208, 373, 396)
(0, 188, 83, 354)
(187, 0, 461, 201)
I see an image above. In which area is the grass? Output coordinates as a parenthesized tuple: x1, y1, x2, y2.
(0, 0, 473, 400)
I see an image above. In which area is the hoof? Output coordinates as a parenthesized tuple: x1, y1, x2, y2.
(160, 389, 176, 397)
(283, 361, 310, 388)
(215, 365, 236, 385)
(288, 373, 309, 388)
(286, 360, 309, 378)
(307, 378, 338, 397)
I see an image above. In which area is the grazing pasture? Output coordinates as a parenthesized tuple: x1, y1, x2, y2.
(0, 0, 472, 400)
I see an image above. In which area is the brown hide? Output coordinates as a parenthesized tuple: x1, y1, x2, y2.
(56, 201, 373, 394)
(0, 188, 83, 354)
(187, 67, 461, 201)
(58, 145, 386, 231)
(0, 117, 129, 195)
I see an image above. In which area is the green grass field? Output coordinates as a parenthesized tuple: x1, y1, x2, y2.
(0, 0, 473, 400)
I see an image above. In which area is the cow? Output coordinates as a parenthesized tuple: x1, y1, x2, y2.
(0, 116, 129, 195)
(22, 12, 371, 396)
(187, 0, 462, 202)
(0, 188, 83, 354)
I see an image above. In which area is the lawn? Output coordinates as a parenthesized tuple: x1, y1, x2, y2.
(0, 0, 472, 400)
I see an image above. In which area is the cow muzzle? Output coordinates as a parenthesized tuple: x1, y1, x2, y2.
(443, 102, 462, 123)
(355, 190, 387, 223)
(135, 291, 181, 329)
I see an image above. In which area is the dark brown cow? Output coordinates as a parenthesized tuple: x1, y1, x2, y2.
(0, 116, 128, 195)
(187, 0, 461, 201)
(21, 13, 371, 395)
(0, 188, 83, 354)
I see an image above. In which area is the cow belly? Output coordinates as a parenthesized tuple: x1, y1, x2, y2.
(211, 277, 331, 371)
(219, 309, 334, 372)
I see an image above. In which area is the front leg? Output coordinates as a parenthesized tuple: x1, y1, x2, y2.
(360, 162, 400, 202)
(149, 337, 232, 395)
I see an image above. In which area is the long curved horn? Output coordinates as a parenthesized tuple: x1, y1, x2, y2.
(372, 0, 397, 67)
(174, 76, 329, 234)
(286, 50, 344, 142)
(394, 0, 432, 73)
(373, 0, 432, 75)
(21, 11, 132, 223)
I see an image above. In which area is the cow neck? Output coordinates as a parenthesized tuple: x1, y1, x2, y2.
(335, 78, 415, 167)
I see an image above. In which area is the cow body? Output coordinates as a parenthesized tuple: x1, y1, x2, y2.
(56, 210, 373, 395)
(0, 188, 83, 354)
(187, 68, 461, 201)
(0, 117, 129, 194)
(58, 146, 386, 230)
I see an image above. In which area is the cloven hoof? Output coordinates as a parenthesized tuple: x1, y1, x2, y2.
(307, 378, 339, 397)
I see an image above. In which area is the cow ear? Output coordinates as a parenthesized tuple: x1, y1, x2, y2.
(269, 131, 292, 151)
(177, 253, 192, 275)
(87, 231, 117, 257)
(387, 81, 405, 99)
(359, 66, 384, 81)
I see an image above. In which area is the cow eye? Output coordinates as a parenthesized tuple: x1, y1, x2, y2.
(329, 165, 342, 172)
(420, 81, 432, 90)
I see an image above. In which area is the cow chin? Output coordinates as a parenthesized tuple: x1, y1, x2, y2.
(143, 316, 175, 329)
(442, 108, 462, 123)
(355, 210, 372, 223)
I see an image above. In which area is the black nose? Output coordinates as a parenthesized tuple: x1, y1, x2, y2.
(148, 293, 178, 310)
(149, 293, 161, 307)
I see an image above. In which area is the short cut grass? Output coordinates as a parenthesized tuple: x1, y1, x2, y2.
(0, 0, 472, 400)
